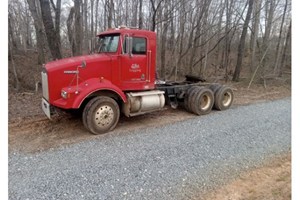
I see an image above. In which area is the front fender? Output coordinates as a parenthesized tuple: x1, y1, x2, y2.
(52, 78, 127, 109)
(73, 78, 127, 108)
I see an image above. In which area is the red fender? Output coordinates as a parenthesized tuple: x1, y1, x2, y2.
(72, 78, 127, 108)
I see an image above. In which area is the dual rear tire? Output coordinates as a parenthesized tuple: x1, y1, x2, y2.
(210, 84, 234, 110)
(184, 84, 233, 115)
(184, 86, 214, 115)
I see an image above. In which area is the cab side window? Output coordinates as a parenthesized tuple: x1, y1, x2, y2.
(132, 37, 146, 55)
(123, 37, 146, 55)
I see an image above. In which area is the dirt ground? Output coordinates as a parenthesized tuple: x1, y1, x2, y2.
(202, 153, 291, 200)
(8, 79, 291, 199)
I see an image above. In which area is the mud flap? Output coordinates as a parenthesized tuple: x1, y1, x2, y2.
(41, 98, 51, 119)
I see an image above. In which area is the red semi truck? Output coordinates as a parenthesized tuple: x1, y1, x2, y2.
(41, 26, 233, 134)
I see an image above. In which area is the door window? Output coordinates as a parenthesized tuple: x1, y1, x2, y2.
(123, 37, 146, 55)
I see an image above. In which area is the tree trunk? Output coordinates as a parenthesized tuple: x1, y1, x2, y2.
(25, 4, 33, 49)
(90, 0, 94, 52)
(232, 0, 254, 82)
(223, 0, 233, 79)
(67, 7, 76, 56)
(173, 1, 186, 80)
(107, 0, 114, 28)
(216, 0, 225, 67)
(74, 0, 82, 55)
(27, 0, 46, 64)
(83, 0, 88, 52)
(150, 0, 164, 32)
(131, 0, 138, 27)
(9, 16, 20, 91)
(95, 0, 99, 35)
(8, 11, 18, 50)
(279, 21, 291, 77)
(56, 0, 61, 52)
(261, 0, 275, 70)
(138, 0, 143, 29)
(160, 2, 168, 80)
(274, 0, 288, 74)
(250, 0, 262, 72)
(39, 0, 62, 59)
(50, 0, 62, 53)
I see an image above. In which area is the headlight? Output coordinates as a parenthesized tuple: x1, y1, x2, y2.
(61, 90, 68, 99)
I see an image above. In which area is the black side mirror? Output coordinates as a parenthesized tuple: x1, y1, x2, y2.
(81, 61, 86, 68)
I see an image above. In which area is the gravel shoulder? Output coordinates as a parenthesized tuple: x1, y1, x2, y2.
(9, 98, 291, 199)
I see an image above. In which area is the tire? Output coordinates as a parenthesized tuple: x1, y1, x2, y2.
(82, 97, 100, 131)
(191, 88, 214, 115)
(209, 84, 222, 109)
(188, 87, 202, 114)
(184, 86, 199, 112)
(83, 96, 120, 134)
(214, 86, 234, 111)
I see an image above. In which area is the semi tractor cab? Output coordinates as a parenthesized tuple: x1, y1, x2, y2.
(41, 26, 233, 134)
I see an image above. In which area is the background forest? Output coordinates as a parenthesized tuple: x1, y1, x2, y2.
(8, 0, 291, 92)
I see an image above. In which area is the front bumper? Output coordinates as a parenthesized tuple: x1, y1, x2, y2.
(41, 98, 52, 119)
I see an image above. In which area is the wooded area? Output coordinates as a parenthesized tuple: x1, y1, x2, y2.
(8, 0, 291, 91)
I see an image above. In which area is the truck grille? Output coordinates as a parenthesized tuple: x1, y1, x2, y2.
(41, 69, 49, 101)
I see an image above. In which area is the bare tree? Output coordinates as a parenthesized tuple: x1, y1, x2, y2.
(250, 0, 262, 72)
(50, 0, 62, 51)
(232, 0, 254, 82)
(138, 0, 143, 29)
(74, 0, 82, 55)
(216, 0, 225, 68)
(150, 0, 164, 31)
(274, 0, 289, 74)
(279, 20, 291, 77)
(106, 0, 114, 28)
(159, 1, 169, 79)
(67, 7, 76, 55)
(261, 0, 276, 71)
(90, 0, 94, 52)
(95, 0, 100, 34)
(223, 0, 234, 79)
(9, 14, 20, 91)
(27, 0, 46, 64)
(39, 0, 62, 59)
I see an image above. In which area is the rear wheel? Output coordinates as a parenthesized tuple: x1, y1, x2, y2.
(83, 96, 120, 134)
(184, 86, 199, 112)
(191, 88, 214, 115)
(214, 86, 234, 110)
(187, 87, 202, 113)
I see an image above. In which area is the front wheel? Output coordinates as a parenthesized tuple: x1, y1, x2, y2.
(83, 96, 120, 135)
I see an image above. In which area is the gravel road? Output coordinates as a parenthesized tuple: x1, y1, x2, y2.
(9, 98, 291, 200)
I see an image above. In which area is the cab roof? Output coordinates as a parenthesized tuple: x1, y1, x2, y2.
(97, 27, 156, 39)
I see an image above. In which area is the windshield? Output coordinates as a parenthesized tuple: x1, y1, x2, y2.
(97, 35, 120, 53)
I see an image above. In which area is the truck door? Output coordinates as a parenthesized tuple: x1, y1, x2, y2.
(120, 36, 149, 89)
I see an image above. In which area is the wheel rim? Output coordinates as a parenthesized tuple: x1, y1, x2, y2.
(222, 91, 232, 107)
(94, 105, 114, 128)
(200, 94, 211, 110)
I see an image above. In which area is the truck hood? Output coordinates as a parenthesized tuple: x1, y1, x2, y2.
(45, 53, 112, 72)
(43, 53, 114, 105)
